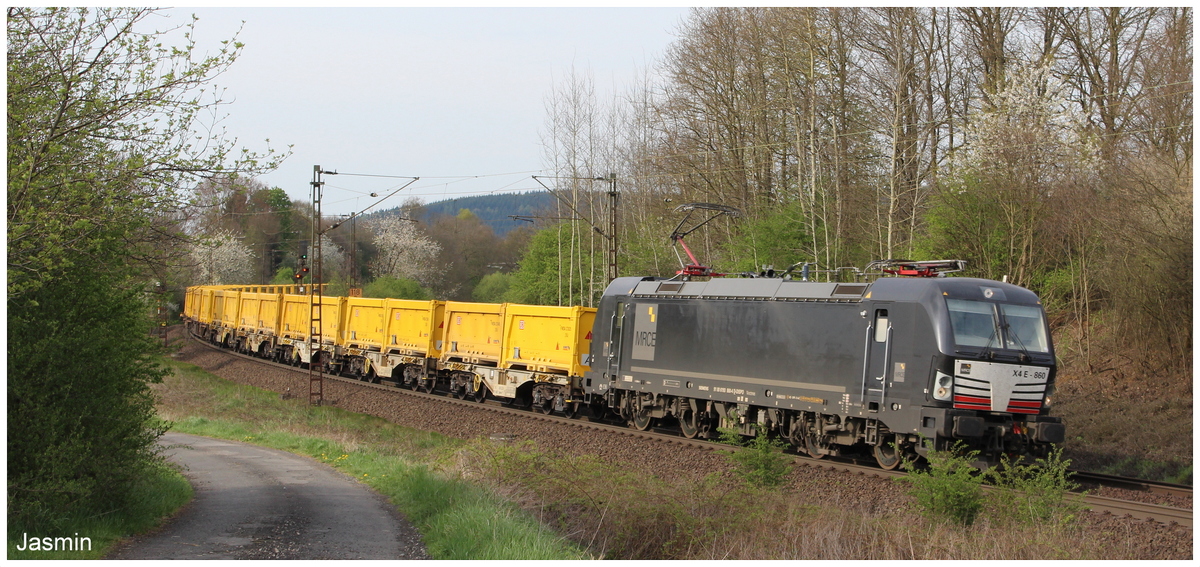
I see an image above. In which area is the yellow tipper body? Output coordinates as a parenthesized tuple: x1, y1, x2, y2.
(384, 299, 445, 357)
(238, 289, 282, 335)
(255, 288, 283, 335)
(183, 287, 197, 320)
(501, 304, 597, 375)
(343, 296, 387, 350)
(441, 301, 503, 364)
(237, 291, 262, 334)
(197, 286, 220, 325)
(278, 292, 344, 343)
(212, 288, 242, 330)
(280, 292, 310, 340)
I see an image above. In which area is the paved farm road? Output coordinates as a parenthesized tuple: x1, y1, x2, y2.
(110, 432, 428, 559)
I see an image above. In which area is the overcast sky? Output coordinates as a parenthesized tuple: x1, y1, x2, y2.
(160, 7, 689, 216)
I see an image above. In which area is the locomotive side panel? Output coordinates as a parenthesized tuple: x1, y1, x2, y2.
(618, 298, 865, 414)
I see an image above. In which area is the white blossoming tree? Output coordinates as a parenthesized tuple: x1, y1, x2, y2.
(191, 231, 256, 285)
(367, 215, 442, 285)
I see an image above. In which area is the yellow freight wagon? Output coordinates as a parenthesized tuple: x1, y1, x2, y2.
(280, 292, 311, 341)
(277, 292, 342, 364)
(343, 296, 387, 350)
(237, 291, 264, 334)
(384, 299, 445, 358)
(211, 288, 242, 345)
(441, 302, 504, 365)
(183, 286, 198, 321)
(342, 299, 445, 386)
(501, 304, 596, 376)
(197, 286, 225, 326)
(235, 288, 284, 356)
(254, 288, 284, 336)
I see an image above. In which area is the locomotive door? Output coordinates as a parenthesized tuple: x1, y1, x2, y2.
(605, 301, 626, 379)
(862, 307, 892, 412)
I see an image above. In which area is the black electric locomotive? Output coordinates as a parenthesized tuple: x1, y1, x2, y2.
(581, 269, 1064, 468)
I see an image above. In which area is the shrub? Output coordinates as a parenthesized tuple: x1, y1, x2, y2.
(984, 447, 1083, 526)
(899, 444, 985, 526)
(718, 426, 791, 489)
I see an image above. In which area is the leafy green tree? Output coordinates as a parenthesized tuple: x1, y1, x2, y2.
(472, 272, 513, 303)
(7, 7, 280, 530)
(363, 276, 433, 300)
(721, 200, 815, 274)
(272, 266, 298, 285)
(505, 223, 598, 306)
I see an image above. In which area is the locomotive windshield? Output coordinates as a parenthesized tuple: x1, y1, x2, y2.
(946, 299, 1050, 353)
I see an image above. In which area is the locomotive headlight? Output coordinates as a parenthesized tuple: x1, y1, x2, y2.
(933, 371, 953, 401)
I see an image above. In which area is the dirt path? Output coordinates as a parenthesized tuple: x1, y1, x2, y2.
(109, 432, 428, 560)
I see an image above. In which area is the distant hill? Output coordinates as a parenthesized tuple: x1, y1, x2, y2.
(416, 191, 558, 235)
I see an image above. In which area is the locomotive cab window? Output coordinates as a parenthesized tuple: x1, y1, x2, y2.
(1000, 304, 1050, 353)
(947, 299, 1050, 353)
(947, 299, 999, 348)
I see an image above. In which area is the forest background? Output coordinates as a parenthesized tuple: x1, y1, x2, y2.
(195, 7, 1190, 371)
(185, 7, 1192, 480)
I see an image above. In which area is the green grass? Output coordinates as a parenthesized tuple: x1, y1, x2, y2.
(155, 358, 589, 560)
(7, 465, 192, 560)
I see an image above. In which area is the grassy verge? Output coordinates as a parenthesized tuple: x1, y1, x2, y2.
(155, 355, 1190, 560)
(459, 440, 1121, 560)
(7, 466, 192, 560)
(153, 358, 588, 560)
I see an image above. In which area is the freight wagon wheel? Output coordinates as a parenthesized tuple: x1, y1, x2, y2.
(564, 401, 580, 418)
(873, 436, 903, 470)
(678, 408, 700, 439)
(539, 398, 555, 415)
(472, 382, 487, 403)
(418, 376, 435, 394)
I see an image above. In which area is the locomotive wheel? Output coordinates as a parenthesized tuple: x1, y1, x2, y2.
(678, 408, 700, 439)
(804, 432, 827, 459)
(874, 437, 903, 470)
(631, 408, 653, 431)
(588, 403, 608, 422)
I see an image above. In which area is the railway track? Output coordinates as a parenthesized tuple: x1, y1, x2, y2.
(183, 331, 1191, 527)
